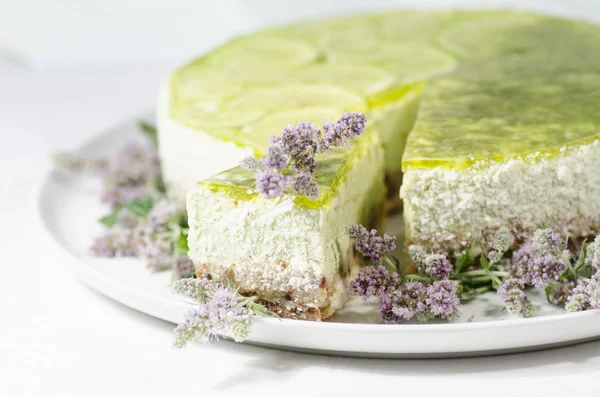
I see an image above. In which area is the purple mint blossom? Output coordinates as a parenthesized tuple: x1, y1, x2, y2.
(101, 183, 152, 208)
(264, 144, 288, 170)
(347, 224, 396, 264)
(90, 227, 138, 257)
(532, 228, 565, 256)
(137, 234, 173, 271)
(384, 281, 427, 323)
(147, 199, 182, 233)
(323, 112, 367, 147)
(100, 143, 161, 208)
(255, 170, 291, 199)
(111, 143, 160, 184)
(409, 245, 452, 279)
(526, 254, 566, 288)
(116, 209, 139, 229)
(497, 278, 536, 317)
(174, 256, 195, 278)
(510, 239, 566, 289)
(422, 254, 453, 279)
(488, 227, 510, 263)
(565, 275, 600, 312)
(425, 280, 461, 320)
(348, 265, 399, 299)
(279, 122, 320, 172)
(173, 285, 251, 347)
(292, 173, 319, 199)
(239, 156, 265, 172)
(173, 277, 212, 301)
(510, 243, 532, 277)
(565, 278, 592, 312)
(585, 235, 600, 271)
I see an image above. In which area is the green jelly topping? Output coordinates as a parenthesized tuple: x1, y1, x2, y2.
(171, 10, 600, 185)
(199, 126, 381, 210)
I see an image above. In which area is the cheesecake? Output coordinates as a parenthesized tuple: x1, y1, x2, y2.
(186, 129, 385, 319)
(158, 10, 600, 318)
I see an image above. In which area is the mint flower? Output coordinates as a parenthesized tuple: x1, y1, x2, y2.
(292, 173, 319, 200)
(424, 280, 461, 321)
(487, 227, 510, 264)
(116, 209, 139, 229)
(147, 199, 183, 233)
(264, 143, 288, 170)
(565, 274, 600, 312)
(409, 245, 452, 279)
(347, 224, 396, 264)
(239, 156, 265, 172)
(585, 236, 600, 271)
(174, 256, 195, 278)
(172, 278, 273, 347)
(101, 143, 161, 208)
(532, 228, 565, 256)
(256, 171, 291, 199)
(240, 113, 367, 200)
(137, 233, 174, 271)
(386, 281, 427, 322)
(173, 286, 251, 346)
(90, 227, 137, 257)
(526, 255, 566, 288)
(323, 112, 367, 147)
(348, 265, 399, 299)
(509, 230, 566, 289)
(278, 122, 320, 172)
(497, 278, 536, 317)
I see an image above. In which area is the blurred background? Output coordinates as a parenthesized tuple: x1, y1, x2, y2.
(1, 0, 599, 72)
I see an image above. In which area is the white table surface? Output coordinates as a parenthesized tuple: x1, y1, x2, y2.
(2, 1, 600, 396)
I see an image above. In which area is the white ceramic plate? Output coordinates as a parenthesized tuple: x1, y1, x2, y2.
(38, 115, 600, 358)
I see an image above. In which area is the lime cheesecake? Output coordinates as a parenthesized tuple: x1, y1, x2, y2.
(158, 10, 600, 318)
(186, 130, 385, 319)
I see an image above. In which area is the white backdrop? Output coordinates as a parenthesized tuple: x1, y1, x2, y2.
(1, 0, 599, 69)
(2, 1, 600, 396)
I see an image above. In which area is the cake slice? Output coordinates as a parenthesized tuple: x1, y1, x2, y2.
(186, 127, 385, 319)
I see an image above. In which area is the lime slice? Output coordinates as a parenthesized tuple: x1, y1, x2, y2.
(290, 64, 396, 102)
(224, 84, 367, 113)
(319, 27, 388, 63)
(171, 64, 244, 109)
(439, 13, 539, 58)
(172, 104, 264, 129)
(375, 44, 457, 84)
(207, 36, 318, 68)
(239, 107, 344, 153)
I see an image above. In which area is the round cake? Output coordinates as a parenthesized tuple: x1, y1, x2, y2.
(157, 10, 600, 318)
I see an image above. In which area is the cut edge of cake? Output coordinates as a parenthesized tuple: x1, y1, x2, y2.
(186, 131, 386, 320)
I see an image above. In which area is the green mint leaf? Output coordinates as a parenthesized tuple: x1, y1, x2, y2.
(139, 121, 158, 147)
(455, 245, 474, 273)
(544, 283, 554, 303)
(574, 240, 587, 271)
(175, 229, 189, 256)
(99, 213, 118, 227)
(480, 255, 490, 270)
(123, 197, 155, 217)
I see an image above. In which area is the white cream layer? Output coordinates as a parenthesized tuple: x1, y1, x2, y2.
(157, 82, 252, 203)
(401, 140, 600, 252)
